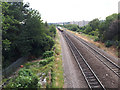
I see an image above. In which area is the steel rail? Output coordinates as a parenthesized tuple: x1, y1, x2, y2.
(65, 30, 120, 78)
(62, 32, 105, 89)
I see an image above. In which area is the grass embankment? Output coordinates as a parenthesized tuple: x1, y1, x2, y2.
(67, 30, 118, 58)
(51, 29, 64, 88)
(4, 29, 64, 88)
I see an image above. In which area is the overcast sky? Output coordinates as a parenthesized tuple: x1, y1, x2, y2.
(24, 0, 119, 23)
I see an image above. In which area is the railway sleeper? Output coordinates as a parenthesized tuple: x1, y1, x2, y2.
(91, 85, 102, 88)
(88, 79, 97, 82)
(90, 82, 99, 86)
(85, 74, 94, 77)
(84, 72, 92, 75)
(80, 65, 88, 69)
(79, 61, 86, 64)
(86, 76, 95, 79)
(82, 69, 90, 72)
(80, 62, 86, 64)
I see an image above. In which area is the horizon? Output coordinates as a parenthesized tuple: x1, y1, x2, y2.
(47, 19, 106, 24)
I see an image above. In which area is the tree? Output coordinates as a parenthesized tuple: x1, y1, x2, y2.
(104, 20, 119, 41)
(89, 18, 100, 31)
(98, 13, 118, 42)
(2, 2, 55, 68)
(83, 25, 92, 34)
(49, 25, 56, 38)
(63, 24, 79, 31)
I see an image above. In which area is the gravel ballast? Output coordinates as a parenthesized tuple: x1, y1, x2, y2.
(65, 31, 119, 88)
(59, 31, 88, 88)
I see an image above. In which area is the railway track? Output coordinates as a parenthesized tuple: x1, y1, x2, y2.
(62, 32, 105, 89)
(65, 30, 120, 78)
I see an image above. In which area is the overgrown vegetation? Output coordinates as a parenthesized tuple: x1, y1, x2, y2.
(4, 29, 64, 88)
(42, 51, 54, 59)
(6, 69, 39, 88)
(63, 13, 120, 49)
(50, 29, 64, 88)
(2, 1, 64, 89)
(40, 56, 54, 66)
(2, 2, 56, 68)
(63, 24, 79, 31)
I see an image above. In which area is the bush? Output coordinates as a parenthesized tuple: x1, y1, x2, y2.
(94, 38, 100, 42)
(105, 40, 113, 47)
(6, 69, 39, 88)
(55, 47, 60, 55)
(46, 56, 54, 62)
(39, 60, 48, 66)
(18, 69, 33, 76)
(42, 51, 54, 58)
(40, 56, 54, 66)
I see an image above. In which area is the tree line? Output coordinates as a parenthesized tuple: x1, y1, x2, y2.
(2, 2, 56, 68)
(63, 13, 120, 48)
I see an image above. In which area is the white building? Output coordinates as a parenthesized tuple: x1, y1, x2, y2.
(70, 20, 89, 27)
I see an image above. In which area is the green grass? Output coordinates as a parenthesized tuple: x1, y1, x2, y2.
(51, 30, 64, 88)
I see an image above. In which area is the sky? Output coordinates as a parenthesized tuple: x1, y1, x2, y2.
(24, 0, 120, 23)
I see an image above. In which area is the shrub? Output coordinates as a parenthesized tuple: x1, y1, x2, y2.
(55, 47, 60, 55)
(46, 56, 54, 62)
(105, 40, 113, 47)
(39, 60, 48, 66)
(40, 56, 54, 66)
(42, 51, 54, 58)
(6, 69, 39, 88)
(18, 69, 33, 76)
(94, 38, 100, 42)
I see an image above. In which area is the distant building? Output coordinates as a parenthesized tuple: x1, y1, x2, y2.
(70, 20, 89, 27)
(48, 20, 89, 26)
